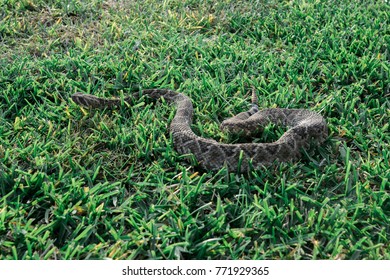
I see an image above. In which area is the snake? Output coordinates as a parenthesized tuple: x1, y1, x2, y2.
(71, 89, 328, 172)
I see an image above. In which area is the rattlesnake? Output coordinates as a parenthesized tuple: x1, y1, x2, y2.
(71, 89, 328, 172)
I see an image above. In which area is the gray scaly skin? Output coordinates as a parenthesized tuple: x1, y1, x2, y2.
(71, 89, 328, 172)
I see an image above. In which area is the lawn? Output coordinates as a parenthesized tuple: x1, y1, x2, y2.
(0, 0, 389, 259)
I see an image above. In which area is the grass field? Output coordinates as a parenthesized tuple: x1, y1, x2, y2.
(0, 0, 389, 260)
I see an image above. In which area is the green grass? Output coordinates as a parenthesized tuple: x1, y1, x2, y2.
(0, 0, 389, 260)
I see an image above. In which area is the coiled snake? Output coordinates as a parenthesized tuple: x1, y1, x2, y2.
(71, 89, 327, 172)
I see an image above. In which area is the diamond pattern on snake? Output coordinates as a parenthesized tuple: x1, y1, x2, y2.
(71, 89, 328, 172)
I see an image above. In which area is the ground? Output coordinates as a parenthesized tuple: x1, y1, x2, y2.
(0, 0, 389, 259)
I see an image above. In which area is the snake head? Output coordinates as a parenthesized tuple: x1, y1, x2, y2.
(71, 92, 113, 108)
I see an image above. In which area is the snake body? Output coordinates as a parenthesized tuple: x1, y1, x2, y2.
(71, 89, 327, 172)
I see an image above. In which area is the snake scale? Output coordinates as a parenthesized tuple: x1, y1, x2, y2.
(71, 89, 328, 172)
